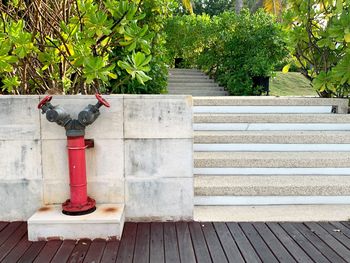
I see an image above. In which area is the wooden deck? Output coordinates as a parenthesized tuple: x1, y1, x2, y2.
(1, 221, 350, 262)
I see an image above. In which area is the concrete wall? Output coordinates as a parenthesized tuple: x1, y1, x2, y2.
(0, 95, 193, 221)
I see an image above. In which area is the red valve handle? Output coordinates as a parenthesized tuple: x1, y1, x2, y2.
(38, 95, 52, 109)
(95, 93, 110, 108)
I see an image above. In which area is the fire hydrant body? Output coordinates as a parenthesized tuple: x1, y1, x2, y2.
(38, 94, 110, 215)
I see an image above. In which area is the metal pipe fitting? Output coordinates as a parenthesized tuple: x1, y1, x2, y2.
(38, 94, 110, 215)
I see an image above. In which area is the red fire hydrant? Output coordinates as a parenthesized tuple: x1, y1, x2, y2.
(38, 94, 110, 215)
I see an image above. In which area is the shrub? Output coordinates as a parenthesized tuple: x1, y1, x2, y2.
(164, 10, 288, 95)
(0, 0, 175, 95)
(164, 14, 213, 67)
(216, 10, 288, 95)
(283, 0, 350, 98)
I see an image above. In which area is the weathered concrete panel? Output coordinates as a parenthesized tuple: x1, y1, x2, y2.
(0, 95, 194, 221)
(0, 140, 41, 180)
(41, 139, 73, 181)
(88, 179, 124, 204)
(125, 139, 192, 178)
(193, 97, 349, 114)
(0, 96, 40, 140)
(125, 178, 193, 220)
(0, 179, 42, 220)
(124, 96, 193, 138)
(43, 180, 69, 204)
(40, 96, 123, 139)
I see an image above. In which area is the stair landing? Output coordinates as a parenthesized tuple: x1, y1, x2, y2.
(168, 69, 228, 96)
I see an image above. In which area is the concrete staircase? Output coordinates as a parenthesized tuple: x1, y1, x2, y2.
(193, 96, 350, 221)
(168, 68, 228, 96)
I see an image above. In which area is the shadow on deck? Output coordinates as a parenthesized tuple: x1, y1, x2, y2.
(1, 221, 350, 262)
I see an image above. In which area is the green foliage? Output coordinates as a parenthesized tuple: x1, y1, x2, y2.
(192, 0, 234, 16)
(0, 0, 174, 94)
(164, 14, 213, 67)
(283, 0, 350, 97)
(111, 0, 176, 94)
(165, 10, 288, 95)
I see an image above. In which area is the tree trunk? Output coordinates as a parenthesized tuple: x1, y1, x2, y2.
(251, 0, 264, 13)
(235, 0, 243, 14)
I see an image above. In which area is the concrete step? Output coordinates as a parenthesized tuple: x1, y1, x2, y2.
(169, 91, 226, 95)
(193, 97, 348, 114)
(169, 68, 203, 73)
(168, 87, 225, 92)
(194, 113, 350, 123)
(169, 73, 206, 78)
(194, 175, 350, 196)
(194, 205, 350, 221)
(194, 106, 335, 114)
(193, 122, 350, 131)
(169, 82, 219, 87)
(168, 75, 210, 80)
(169, 72, 204, 77)
(168, 91, 228, 96)
(194, 143, 350, 152)
(28, 204, 125, 241)
(195, 196, 350, 206)
(168, 89, 225, 94)
(194, 152, 350, 168)
(195, 167, 350, 175)
(194, 131, 350, 144)
(168, 79, 215, 84)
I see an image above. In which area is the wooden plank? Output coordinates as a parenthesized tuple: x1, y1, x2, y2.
(33, 240, 63, 263)
(253, 223, 296, 263)
(51, 240, 77, 263)
(188, 222, 211, 263)
(0, 222, 27, 261)
(100, 240, 120, 263)
(0, 222, 22, 246)
(67, 239, 91, 263)
(17, 241, 46, 263)
(164, 222, 180, 263)
(213, 223, 244, 263)
(0, 222, 9, 232)
(150, 222, 164, 263)
(267, 223, 313, 263)
(134, 223, 150, 263)
(292, 223, 346, 263)
(340, 221, 350, 229)
(279, 223, 329, 263)
(175, 222, 196, 263)
(116, 222, 137, 263)
(240, 223, 278, 263)
(330, 222, 350, 239)
(305, 222, 350, 262)
(226, 222, 261, 263)
(1, 234, 31, 263)
(319, 222, 350, 249)
(83, 239, 106, 263)
(201, 222, 228, 263)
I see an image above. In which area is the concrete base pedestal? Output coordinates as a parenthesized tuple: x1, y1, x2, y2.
(28, 204, 124, 241)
